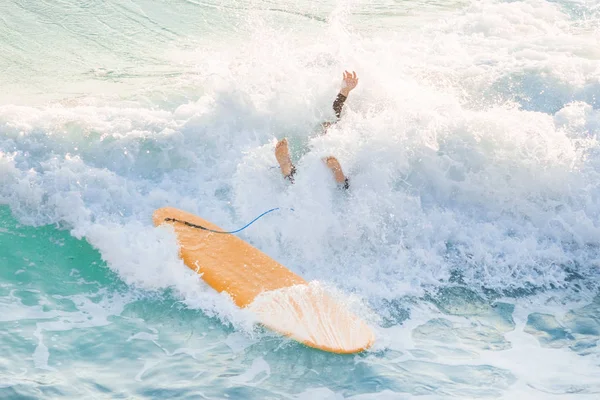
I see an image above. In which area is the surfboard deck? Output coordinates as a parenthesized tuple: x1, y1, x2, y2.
(153, 207, 374, 354)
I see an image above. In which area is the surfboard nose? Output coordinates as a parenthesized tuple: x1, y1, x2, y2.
(247, 283, 375, 354)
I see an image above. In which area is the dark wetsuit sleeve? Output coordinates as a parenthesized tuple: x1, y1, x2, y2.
(332, 93, 347, 119)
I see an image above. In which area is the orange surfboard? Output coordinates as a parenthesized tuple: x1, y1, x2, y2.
(153, 207, 374, 354)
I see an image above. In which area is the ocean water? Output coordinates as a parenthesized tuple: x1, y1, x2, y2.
(1, 0, 599, 398)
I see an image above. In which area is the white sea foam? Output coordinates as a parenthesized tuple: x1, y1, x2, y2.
(0, 0, 599, 315)
(0, 0, 599, 396)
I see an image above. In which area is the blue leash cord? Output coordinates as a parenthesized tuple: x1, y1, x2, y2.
(164, 207, 291, 234)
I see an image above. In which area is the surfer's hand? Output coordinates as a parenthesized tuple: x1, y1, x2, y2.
(339, 70, 358, 97)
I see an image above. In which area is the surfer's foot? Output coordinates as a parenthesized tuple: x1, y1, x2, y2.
(324, 156, 350, 189)
(275, 138, 296, 182)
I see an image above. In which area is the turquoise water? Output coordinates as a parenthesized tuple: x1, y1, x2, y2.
(1, 0, 600, 398)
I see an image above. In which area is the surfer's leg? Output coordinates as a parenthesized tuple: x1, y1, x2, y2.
(275, 138, 296, 183)
(323, 156, 350, 189)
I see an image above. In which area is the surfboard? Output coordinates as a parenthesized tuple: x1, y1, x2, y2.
(153, 207, 375, 354)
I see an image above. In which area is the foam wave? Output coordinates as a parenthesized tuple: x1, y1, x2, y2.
(0, 0, 599, 327)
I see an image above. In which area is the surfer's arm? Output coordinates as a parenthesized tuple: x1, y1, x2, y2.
(333, 70, 358, 119)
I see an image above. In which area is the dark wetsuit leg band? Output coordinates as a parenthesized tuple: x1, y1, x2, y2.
(285, 165, 297, 184)
(343, 178, 350, 190)
(333, 93, 347, 119)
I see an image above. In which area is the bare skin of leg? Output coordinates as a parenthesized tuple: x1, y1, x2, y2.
(323, 156, 348, 185)
(275, 138, 295, 179)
